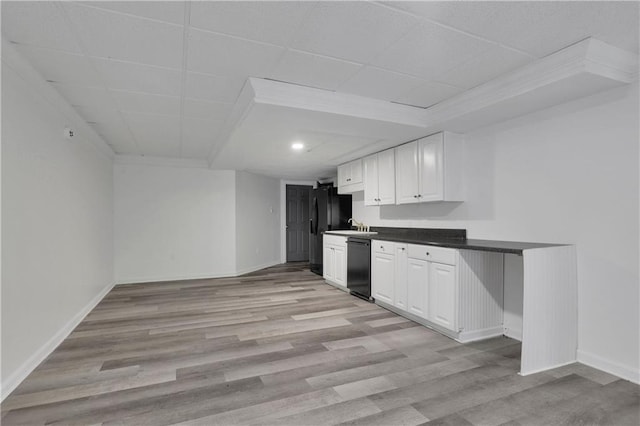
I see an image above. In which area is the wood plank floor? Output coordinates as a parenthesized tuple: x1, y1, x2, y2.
(2, 262, 638, 425)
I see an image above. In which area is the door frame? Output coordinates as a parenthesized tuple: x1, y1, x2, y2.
(280, 180, 315, 263)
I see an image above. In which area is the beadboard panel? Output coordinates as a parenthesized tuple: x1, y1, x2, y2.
(521, 245, 578, 375)
(458, 250, 504, 336)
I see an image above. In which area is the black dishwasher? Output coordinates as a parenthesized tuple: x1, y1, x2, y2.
(346, 237, 372, 301)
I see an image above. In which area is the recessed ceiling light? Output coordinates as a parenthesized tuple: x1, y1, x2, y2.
(291, 141, 304, 151)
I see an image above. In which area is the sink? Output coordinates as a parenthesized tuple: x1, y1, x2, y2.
(324, 230, 378, 235)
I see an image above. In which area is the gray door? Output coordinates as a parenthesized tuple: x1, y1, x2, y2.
(286, 185, 311, 262)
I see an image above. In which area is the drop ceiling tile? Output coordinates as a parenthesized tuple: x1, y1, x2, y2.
(371, 20, 494, 80)
(185, 72, 246, 103)
(183, 99, 231, 121)
(51, 83, 117, 109)
(190, 1, 315, 46)
(384, 1, 639, 57)
(289, 2, 419, 63)
(62, 2, 183, 69)
(269, 49, 362, 91)
(338, 66, 424, 101)
(92, 58, 182, 96)
(90, 122, 138, 154)
(393, 80, 463, 108)
(16, 45, 103, 85)
(1, 2, 83, 53)
(124, 112, 181, 157)
(79, 1, 185, 25)
(181, 116, 226, 158)
(436, 44, 533, 90)
(74, 105, 123, 125)
(110, 90, 181, 116)
(187, 29, 285, 77)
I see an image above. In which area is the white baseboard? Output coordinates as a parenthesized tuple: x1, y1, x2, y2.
(116, 261, 282, 285)
(234, 260, 281, 277)
(457, 326, 504, 343)
(503, 326, 523, 342)
(577, 349, 640, 384)
(116, 271, 237, 285)
(1, 282, 115, 401)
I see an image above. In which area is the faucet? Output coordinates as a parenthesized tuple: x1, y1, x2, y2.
(348, 218, 369, 232)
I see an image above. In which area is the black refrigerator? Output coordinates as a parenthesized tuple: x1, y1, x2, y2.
(309, 183, 352, 275)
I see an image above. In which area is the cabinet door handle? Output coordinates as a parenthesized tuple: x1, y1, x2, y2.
(426, 252, 430, 256)
(401, 247, 405, 251)
(414, 195, 418, 198)
(418, 194, 422, 198)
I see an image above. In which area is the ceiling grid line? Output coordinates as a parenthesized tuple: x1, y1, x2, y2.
(53, 1, 142, 154)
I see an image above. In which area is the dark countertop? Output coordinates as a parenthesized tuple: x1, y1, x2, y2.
(324, 227, 566, 254)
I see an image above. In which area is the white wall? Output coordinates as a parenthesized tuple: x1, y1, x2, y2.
(1, 44, 114, 395)
(235, 171, 281, 274)
(353, 83, 639, 382)
(114, 164, 236, 283)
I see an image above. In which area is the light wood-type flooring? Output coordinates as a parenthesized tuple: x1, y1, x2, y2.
(2, 262, 639, 425)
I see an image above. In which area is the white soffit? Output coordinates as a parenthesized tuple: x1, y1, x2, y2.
(421, 38, 639, 133)
(208, 78, 429, 179)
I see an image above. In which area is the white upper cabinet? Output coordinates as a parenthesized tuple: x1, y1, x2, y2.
(364, 148, 395, 206)
(337, 159, 363, 194)
(395, 132, 465, 204)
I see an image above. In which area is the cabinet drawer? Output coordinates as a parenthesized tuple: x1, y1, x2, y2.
(372, 240, 395, 254)
(408, 244, 457, 265)
(324, 234, 347, 247)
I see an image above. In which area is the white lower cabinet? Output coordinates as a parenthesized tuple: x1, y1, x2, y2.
(428, 262, 456, 331)
(372, 239, 504, 342)
(394, 244, 408, 311)
(323, 235, 347, 289)
(407, 256, 428, 319)
(371, 241, 395, 305)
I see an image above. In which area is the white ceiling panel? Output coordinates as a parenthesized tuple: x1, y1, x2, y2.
(187, 29, 285, 77)
(385, 1, 640, 57)
(393, 80, 463, 108)
(90, 122, 138, 154)
(80, 1, 186, 25)
(92, 58, 182, 96)
(183, 99, 231, 121)
(181, 117, 224, 158)
(269, 49, 362, 91)
(289, 1, 419, 63)
(51, 83, 118, 109)
(124, 112, 181, 157)
(338, 66, 424, 102)
(62, 2, 184, 69)
(371, 20, 495, 80)
(436, 44, 533, 90)
(111, 91, 181, 116)
(74, 105, 123, 125)
(190, 1, 315, 46)
(185, 72, 246, 103)
(1, 1, 83, 53)
(16, 45, 103, 85)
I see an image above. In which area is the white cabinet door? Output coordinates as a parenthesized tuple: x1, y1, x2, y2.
(334, 245, 347, 288)
(377, 149, 395, 205)
(363, 154, 379, 206)
(372, 251, 395, 305)
(323, 245, 334, 282)
(407, 257, 428, 318)
(337, 163, 350, 187)
(395, 142, 419, 204)
(418, 134, 444, 202)
(394, 244, 408, 310)
(350, 159, 363, 184)
(429, 262, 456, 331)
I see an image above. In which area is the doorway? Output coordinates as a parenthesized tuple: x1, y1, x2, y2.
(286, 184, 312, 262)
